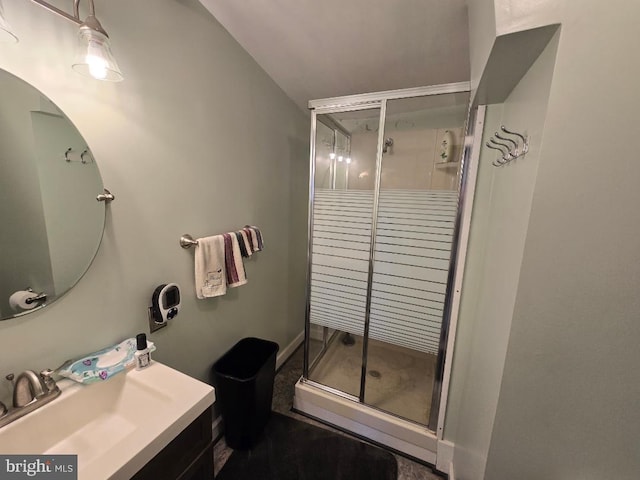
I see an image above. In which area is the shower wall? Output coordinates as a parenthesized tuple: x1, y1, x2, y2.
(314, 121, 334, 188)
(342, 126, 463, 191)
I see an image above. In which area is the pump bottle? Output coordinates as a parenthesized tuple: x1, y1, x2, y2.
(135, 333, 151, 370)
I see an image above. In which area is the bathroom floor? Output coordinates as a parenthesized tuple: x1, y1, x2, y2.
(308, 334, 437, 424)
(213, 344, 443, 480)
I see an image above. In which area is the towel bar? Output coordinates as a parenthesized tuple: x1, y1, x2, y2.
(180, 227, 263, 250)
(180, 234, 198, 249)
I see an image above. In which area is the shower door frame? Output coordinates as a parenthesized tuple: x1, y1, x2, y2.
(303, 82, 481, 439)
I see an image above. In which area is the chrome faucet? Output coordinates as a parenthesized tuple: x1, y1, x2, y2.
(0, 369, 61, 428)
(13, 370, 48, 407)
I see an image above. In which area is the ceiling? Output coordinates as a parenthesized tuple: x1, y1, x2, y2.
(198, 0, 470, 110)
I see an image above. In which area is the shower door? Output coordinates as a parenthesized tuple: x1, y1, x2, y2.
(306, 105, 383, 398)
(304, 86, 472, 431)
(364, 93, 468, 426)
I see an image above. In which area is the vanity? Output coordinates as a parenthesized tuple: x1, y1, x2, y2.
(0, 362, 215, 480)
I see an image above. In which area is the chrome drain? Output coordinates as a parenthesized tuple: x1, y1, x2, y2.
(368, 370, 381, 379)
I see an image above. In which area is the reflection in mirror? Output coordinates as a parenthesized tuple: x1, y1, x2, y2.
(0, 69, 105, 320)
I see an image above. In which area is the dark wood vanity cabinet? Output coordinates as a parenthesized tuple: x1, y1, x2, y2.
(131, 407, 214, 480)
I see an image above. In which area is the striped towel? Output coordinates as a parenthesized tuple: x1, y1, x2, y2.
(244, 225, 264, 251)
(222, 233, 247, 287)
(242, 227, 256, 253)
(236, 230, 252, 258)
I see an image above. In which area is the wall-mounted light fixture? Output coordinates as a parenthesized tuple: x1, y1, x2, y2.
(0, 1, 18, 42)
(29, 0, 123, 81)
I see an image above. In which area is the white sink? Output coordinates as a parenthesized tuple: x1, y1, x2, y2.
(0, 362, 215, 480)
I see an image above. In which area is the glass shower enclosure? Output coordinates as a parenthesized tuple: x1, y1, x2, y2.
(296, 83, 481, 461)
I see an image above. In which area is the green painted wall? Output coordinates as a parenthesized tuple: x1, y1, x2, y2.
(0, 0, 309, 402)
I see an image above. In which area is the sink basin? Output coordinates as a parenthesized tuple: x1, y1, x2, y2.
(0, 361, 215, 480)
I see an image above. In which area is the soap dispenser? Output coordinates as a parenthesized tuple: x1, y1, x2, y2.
(135, 333, 151, 370)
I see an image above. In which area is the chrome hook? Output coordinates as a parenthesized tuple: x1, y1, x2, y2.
(500, 125, 526, 143)
(494, 132, 518, 150)
(486, 141, 508, 156)
(80, 149, 92, 164)
(489, 138, 512, 153)
(64, 147, 72, 162)
(486, 142, 510, 166)
(488, 139, 513, 161)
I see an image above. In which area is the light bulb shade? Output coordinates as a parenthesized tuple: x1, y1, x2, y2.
(72, 28, 123, 82)
(0, 5, 18, 43)
(329, 152, 336, 160)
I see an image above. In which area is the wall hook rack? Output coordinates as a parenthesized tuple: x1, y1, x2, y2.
(486, 125, 529, 167)
(80, 149, 93, 164)
(64, 147, 94, 164)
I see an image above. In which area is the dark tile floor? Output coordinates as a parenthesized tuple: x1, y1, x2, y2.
(213, 345, 444, 480)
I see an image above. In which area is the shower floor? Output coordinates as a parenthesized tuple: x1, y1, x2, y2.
(309, 334, 436, 425)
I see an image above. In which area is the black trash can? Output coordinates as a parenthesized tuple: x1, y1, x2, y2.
(212, 337, 279, 450)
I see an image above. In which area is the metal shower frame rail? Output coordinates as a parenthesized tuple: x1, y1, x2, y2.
(303, 81, 475, 435)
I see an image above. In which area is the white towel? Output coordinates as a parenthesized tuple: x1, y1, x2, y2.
(194, 235, 227, 298)
(223, 233, 248, 288)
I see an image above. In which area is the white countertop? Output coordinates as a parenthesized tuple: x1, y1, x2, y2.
(0, 361, 215, 480)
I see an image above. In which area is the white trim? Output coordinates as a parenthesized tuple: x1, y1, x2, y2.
(304, 378, 360, 403)
(276, 330, 304, 371)
(435, 439, 455, 474)
(294, 380, 437, 464)
(313, 102, 382, 116)
(308, 82, 471, 110)
(449, 461, 456, 480)
(436, 105, 487, 439)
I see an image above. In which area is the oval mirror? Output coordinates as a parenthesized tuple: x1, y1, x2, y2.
(0, 68, 105, 320)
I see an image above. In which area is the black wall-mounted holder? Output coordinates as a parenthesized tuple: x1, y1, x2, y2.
(148, 283, 181, 333)
(148, 307, 166, 333)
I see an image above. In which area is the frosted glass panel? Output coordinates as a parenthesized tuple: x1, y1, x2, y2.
(370, 189, 457, 354)
(363, 93, 468, 423)
(308, 109, 380, 396)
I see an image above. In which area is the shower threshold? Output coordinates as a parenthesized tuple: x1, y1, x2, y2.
(293, 379, 440, 465)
